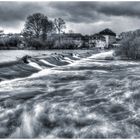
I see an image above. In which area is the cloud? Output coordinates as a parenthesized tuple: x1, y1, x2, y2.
(48, 2, 140, 23)
(95, 2, 140, 17)
(0, 1, 140, 34)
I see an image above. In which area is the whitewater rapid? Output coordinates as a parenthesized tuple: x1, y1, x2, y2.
(0, 50, 140, 138)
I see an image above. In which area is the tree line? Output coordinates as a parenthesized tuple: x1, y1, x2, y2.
(0, 13, 70, 50)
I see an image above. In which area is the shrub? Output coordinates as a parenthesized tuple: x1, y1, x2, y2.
(80, 42, 90, 49)
(30, 39, 54, 50)
(30, 39, 44, 50)
(53, 40, 76, 49)
(0, 36, 22, 49)
(45, 40, 54, 49)
(115, 36, 140, 60)
(8, 37, 21, 47)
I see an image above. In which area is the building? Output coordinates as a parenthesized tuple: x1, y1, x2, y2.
(89, 33, 106, 49)
(99, 28, 116, 48)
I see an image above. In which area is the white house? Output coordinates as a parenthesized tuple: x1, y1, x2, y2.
(89, 33, 106, 49)
(99, 28, 116, 48)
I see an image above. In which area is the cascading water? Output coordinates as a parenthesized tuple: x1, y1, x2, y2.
(0, 49, 140, 138)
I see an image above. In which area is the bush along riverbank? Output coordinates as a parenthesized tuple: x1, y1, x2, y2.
(115, 36, 140, 60)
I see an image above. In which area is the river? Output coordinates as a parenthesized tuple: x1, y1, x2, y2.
(0, 49, 140, 138)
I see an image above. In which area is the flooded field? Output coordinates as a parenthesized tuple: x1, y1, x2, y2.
(0, 50, 140, 138)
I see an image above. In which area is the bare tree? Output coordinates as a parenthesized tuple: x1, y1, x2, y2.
(22, 13, 53, 42)
(54, 18, 66, 43)
(41, 17, 54, 41)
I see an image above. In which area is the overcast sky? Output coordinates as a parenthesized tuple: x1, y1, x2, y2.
(0, 1, 140, 35)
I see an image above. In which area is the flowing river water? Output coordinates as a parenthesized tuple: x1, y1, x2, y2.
(0, 49, 140, 138)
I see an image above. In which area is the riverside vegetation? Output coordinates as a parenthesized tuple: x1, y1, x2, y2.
(115, 36, 140, 60)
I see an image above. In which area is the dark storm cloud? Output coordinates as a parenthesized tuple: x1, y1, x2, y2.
(0, 1, 140, 33)
(95, 2, 140, 17)
(0, 2, 46, 27)
(48, 2, 107, 23)
(0, 1, 140, 24)
(48, 2, 140, 23)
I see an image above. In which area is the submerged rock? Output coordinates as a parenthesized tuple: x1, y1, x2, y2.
(21, 55, 32, 64)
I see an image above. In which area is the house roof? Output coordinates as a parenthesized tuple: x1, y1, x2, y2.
(92, 33, 105, 40)
(99, 28, 116, 36)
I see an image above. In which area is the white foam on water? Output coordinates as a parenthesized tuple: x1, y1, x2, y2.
(90, 61, 107, 66)
(113, 61, 140, 66)
(64, 57, 74, 62)
(98, 122, 116, 135)
(29, 68, 63, 78)
(67, 51, 111, 66)
(0, 77, 26, 90)
(28, 60, 43, 70)
(93, 70, 108, 73)
(22, 112, 32, 132)
(59, 57, 73, 64)
(29, 69, 52, 78)
(0, 66, 56, 88)
(34, 104, 44, 118)
(89, 50, 114, 59)
(124, 91, 133, 99)
(53, 56, 59, 60)
(73, 54, 80, 59)
(39, 59, 56, 67)
(10, 111, 34, 138)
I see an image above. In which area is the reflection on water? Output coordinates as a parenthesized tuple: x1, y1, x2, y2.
(0, 50, 140, 138)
